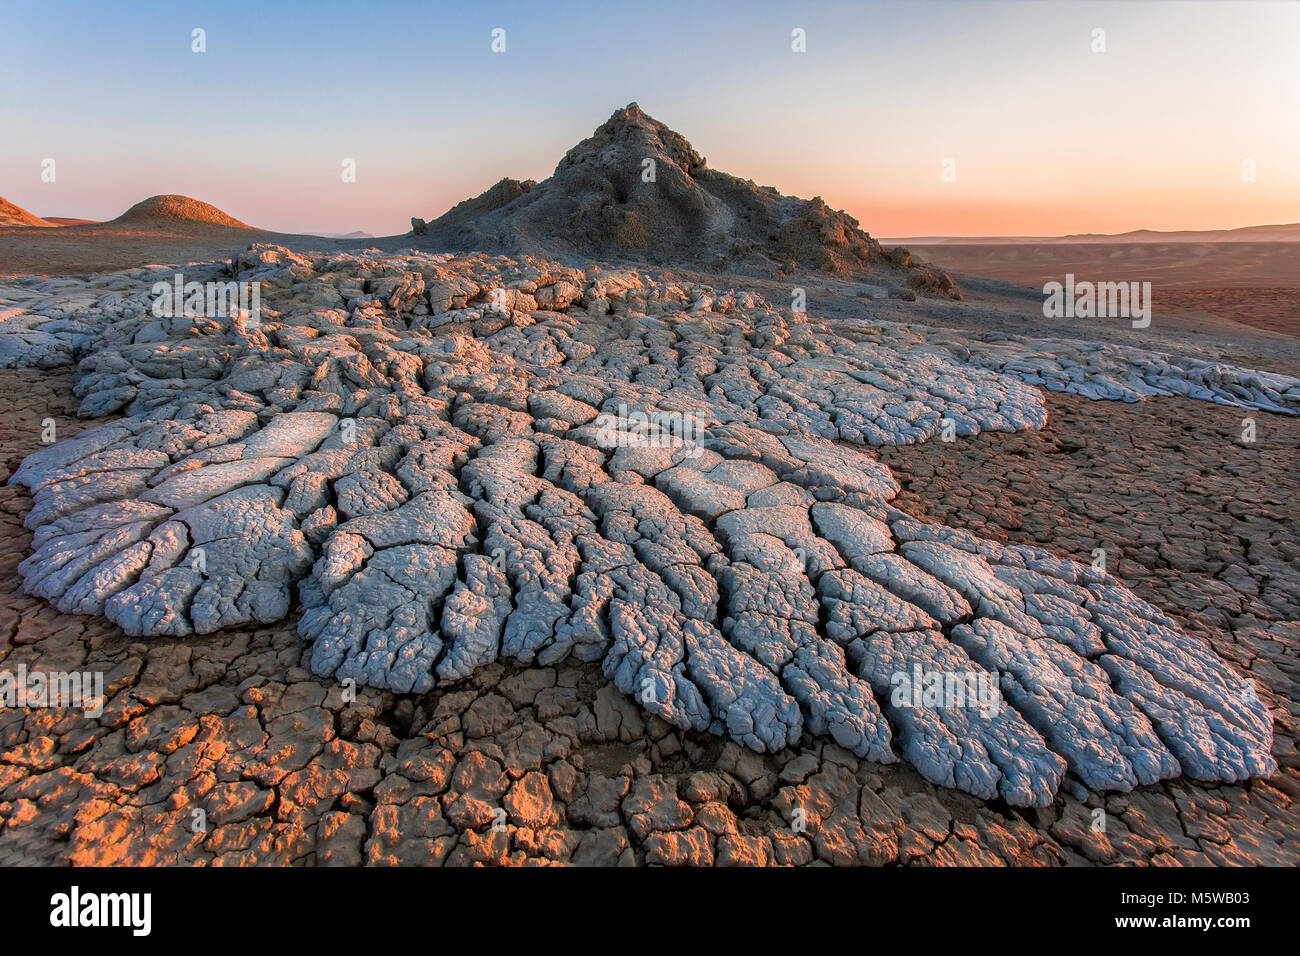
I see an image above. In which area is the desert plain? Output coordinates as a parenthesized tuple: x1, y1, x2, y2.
(0, 106, 1296, 867)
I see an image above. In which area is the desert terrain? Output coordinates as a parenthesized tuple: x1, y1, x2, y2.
(0, 195, 351, 278)
(902, 241, 1300, 342)
(0, 106, 1296, 867)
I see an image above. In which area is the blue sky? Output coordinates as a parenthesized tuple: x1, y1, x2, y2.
(3, 0, 1297, 236)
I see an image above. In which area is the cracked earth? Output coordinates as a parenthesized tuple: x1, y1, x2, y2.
(0, 248, 1296, 865)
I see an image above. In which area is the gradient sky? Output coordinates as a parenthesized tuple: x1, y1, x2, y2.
(3, 0, 1297, 237)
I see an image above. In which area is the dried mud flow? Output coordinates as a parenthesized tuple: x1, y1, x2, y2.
(3, 249, 1288, 803)
(0, 366, 1294, 867)
(0, 103, 1295, 867)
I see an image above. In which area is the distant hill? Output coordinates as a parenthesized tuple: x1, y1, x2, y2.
(1058, 224, 1300, 243)
(110, 195, 252, 229)
(0, 197, 52, 227)
(0, 194, 277, 276)
(885, 223, 1300, 245)
(317, 230, 374, 239)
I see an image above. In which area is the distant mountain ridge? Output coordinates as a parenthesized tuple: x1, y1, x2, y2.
(885, 223, 1300, 245)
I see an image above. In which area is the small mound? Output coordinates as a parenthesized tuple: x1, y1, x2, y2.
(0, 196, 52, 228)
(112, 194, 251, 229)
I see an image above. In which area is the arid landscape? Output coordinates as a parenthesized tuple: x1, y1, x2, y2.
(0, 100, 1296, 873)
(900, 241, 1300, 338)
(3, 0, 1300, 906)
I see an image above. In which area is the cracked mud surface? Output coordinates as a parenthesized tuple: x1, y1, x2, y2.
(0, 249, 1288, 813)
(2, 367, 1294, 866)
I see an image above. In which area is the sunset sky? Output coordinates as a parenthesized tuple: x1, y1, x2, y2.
(3, 0, 1297, 238)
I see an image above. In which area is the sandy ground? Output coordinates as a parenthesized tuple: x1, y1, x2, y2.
(907, 241, 1300, 292)
(898, 241, 1300, 341)
(1150, 288, 1300, 338)
(1, 367, 1294, 866)
(0, 224, 348, 277)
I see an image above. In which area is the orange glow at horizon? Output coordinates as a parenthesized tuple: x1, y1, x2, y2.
(4, 0, 1298, 239)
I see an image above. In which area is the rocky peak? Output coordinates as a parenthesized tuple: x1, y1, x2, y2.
(557, 103, 708, 180)
(417, 104, 957, 295)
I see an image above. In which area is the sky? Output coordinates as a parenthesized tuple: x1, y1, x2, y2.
(2, 0, 1298, 238)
